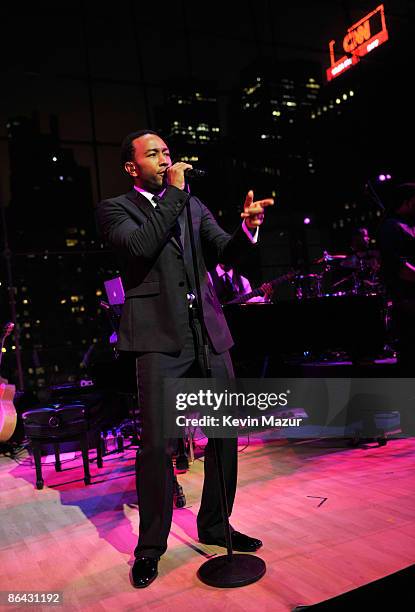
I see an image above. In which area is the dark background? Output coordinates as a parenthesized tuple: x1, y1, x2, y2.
(0, 0, 414, 390)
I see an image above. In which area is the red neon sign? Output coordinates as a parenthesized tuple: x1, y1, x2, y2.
(326, 4, 389, 81)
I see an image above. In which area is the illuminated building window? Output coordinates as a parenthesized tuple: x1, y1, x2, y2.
(28, 368, 34, 374)
(71, 295, 79, 303)
(66, 239, 78, 247)
(244, 82, 261, 95)
(23, 299, 28, 304)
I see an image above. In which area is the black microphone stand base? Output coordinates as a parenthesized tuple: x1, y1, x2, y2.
(197, 553, 266, 588)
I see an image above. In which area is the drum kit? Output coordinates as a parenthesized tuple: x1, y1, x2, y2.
(294, 250, 382, 299)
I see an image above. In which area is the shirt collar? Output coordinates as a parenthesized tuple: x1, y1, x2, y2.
(216, 265, 233, 279)
(134, 186, 166, 206)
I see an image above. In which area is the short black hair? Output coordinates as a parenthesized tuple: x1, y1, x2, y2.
(120, 129, 160, 166)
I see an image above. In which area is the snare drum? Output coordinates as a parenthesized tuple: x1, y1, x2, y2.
(295, 274, 323, 299)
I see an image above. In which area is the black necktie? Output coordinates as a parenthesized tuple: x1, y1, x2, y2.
(222, 272, 235, 302)
(153, 195, 183, 251)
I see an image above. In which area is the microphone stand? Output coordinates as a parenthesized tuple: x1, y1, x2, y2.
(184, 182, 266, 588)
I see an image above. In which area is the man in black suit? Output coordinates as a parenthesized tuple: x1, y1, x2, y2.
(96, 130, 273, 588)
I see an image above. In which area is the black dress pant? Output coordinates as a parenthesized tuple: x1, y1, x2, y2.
(134, 312, 236, 559)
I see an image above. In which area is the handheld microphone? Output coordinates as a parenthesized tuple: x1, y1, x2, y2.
(184, 168, 207, 179)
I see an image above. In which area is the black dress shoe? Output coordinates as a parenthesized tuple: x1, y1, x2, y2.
(130, 557, 159, 588)
(199, 531, 263, 552)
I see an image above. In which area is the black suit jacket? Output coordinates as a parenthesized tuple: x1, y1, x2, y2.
(96, 185, 255, 353)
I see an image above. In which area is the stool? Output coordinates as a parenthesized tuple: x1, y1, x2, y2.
(22, 398, 104, 489)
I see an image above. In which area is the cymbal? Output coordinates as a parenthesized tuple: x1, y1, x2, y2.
(314, 253, 347, 264)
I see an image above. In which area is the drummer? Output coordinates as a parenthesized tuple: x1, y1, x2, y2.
(341, 227, 381, 293)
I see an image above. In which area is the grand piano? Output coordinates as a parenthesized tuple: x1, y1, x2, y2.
(223, 295, 386, 359)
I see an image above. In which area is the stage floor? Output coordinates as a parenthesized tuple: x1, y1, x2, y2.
(1, 435, 415, 610)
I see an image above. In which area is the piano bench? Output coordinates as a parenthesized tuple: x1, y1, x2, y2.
(22, 400, 104, 490)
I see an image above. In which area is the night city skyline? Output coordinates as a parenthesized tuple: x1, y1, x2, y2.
(2, 3, 415, 606)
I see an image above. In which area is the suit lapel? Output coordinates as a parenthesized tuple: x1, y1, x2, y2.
(126, 189, 154, 219)
(125, 188, 184, 253)
(176, 209, 186, 252)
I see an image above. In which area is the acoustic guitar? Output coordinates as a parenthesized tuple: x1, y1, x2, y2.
(0, 322, 17, 443)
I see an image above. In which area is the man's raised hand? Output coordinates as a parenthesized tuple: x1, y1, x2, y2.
(241, 190, 274, 229)
(166, 162, 193, 190)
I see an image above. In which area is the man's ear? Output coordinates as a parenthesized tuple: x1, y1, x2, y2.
(124, 161, 138, 177)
